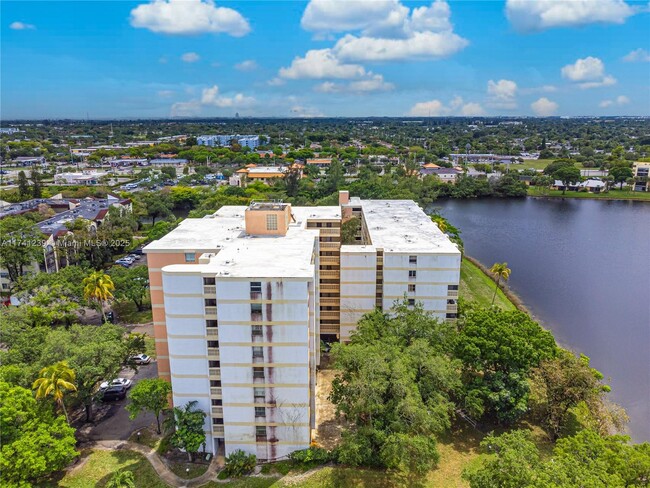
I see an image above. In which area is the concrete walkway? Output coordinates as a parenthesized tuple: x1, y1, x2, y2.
(93, 440, 224, 488)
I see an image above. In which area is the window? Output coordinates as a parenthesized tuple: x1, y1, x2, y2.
(212, 418, 224, 425)
(207, 340, 219, 348)
(448, 284, 459, 291)
(210, 380, 221, 387)
(253, 367, 265, 379)
(252, 346, 264, 358)
(408, 270, 417, 278)
(266, 214, 278, 230)
(252, 325, 263, 337)
(254, 387, 265, 399)
(256, 426, 267, 441)
(206, 320, 218, 328)
(446, 313, 458, 319)
(211, 399, 222, 406)
(209, 360, 220, 368)
(255, 407, 266, 417)
(184, 252, 195, 263)
(408, 284, 416, 293)
(250, 281, 262, 294)
(205, 298, 217, 306)
(447, 299, 456, 305)
(251, 303, 262, 314)
(408, 299, 415, 306)
(409, 255, 417, 264)
(203, 277, 216, 285)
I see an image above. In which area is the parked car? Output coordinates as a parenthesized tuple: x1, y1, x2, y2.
(100, 378, 132, 390)
(130, 354, 151, 365)
(130, 248, 144, 255)
(100, 385, 127, 401)
(128, 254, 141, 260)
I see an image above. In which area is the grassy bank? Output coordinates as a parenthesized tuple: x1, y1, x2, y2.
(50, 450, 170, 488)
(460, 258, 516, 310)
(527, 187, 650, 201)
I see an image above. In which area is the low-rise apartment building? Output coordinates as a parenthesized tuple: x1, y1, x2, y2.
(632, 162, 649, 192)
(144, 192, 460, 460)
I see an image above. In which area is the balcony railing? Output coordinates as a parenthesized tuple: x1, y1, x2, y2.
(320, 242, 340, 249)
(205, 306, 217, 316)
(320, 270, 340, 279)
(211, 406, 223, 416)
(319, 284, 339, 292)
(251, 312, 263, 322)
(210, 387, 222, 397)
(252, 355, 264, 364)
(203, 285, 216, 295)
(206, 327, 218, 338)
(207, 348, 220, 359)
(320, 311, 340, 320)
(213, 425, 224, 437)
(209, 368, 221, 379)
(448, 290, 459, 298)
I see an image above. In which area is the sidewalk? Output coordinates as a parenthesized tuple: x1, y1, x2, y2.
(93, 440, 224, 488)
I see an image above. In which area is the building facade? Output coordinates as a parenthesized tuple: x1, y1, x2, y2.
(144, 193, 461, 459)
(197, 135, 261, 149)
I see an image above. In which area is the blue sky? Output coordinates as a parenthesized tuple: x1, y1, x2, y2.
(2, 0, 649, 119)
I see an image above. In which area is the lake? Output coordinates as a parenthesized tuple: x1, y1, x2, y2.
(434, 197, 650, 442)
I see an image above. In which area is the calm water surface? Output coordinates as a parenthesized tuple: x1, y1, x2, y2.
(435, 198, 650, 442)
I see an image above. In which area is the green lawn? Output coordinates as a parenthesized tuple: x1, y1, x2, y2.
(460, 258, 516, 310)
(528, 187, 650, 200)
(113, 300, 153, 324)
(517, 159, 585, 171)
(50, 449, 170, 488)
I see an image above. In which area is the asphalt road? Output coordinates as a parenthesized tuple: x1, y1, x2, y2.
(85, 360, 159, 442)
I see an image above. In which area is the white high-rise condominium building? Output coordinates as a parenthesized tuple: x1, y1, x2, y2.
(197, 134, 260, 149)
(144, 192, 460, 460)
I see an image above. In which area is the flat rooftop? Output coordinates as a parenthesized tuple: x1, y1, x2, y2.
(359, 200, 460, 254)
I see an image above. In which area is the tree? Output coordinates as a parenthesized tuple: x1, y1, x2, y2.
(0, 216, 44, 286)
(489, 262, 511, 305)
(165, 400, 207, 461)
(110, 265, 150, 311)
(140, 191, 173, 225)
(553, 166, 582, 195)
(463, 430, 539, 488)
(83, 270, 115, 322)
(283, 165, 302, 197)
(32, 361, 77, 424)
(341, 217, 361, 245)
(106, 470, 135, 488)
(431, 214, 463, 253)
(609, 165, 633, 189)
(0, 382, 78, 486)
(39, 323, 130, 422)
(223, 450, 257, 478)
(543, 159, 574, 176)
(329, 301, 461, 474)
(126, 378, 172, 434)
(17, 170, 30, 198)
(530, 351, 619, 440)
(31, 169, 43, 198)
(456, 306, 557, 423)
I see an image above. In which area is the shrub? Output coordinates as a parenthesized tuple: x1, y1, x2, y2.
(289, 447, 332, 465)
(223, 449, 257, 478)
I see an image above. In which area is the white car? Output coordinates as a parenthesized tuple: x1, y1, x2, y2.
(100, 378, 132, 390)
(130, 354, 151, 365)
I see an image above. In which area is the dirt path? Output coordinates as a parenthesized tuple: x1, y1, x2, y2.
(313, 367, 346, 450)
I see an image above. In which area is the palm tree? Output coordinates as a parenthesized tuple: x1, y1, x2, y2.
(33, 361, 77, 424)
(106, 470, 135, 488)
(490, 262, 512, 306)
(83, 270, 115, 322)
(431, 215, 448, 233)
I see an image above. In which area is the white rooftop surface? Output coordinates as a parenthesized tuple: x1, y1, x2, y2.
(359, 200, 460, 254)
(247, 167, 286, 174)
(340, 244, 376, 253)
(291, 206, 341, 221)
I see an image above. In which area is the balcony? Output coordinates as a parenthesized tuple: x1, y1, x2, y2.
(320, 242, 340, 250)
(207, 348, 220, 359)
(213, 425, 224, 437)
(209, 368, 221, 379)
(210, 387, 222, 397)
(251, 312, 263, 322)
(205, 306, 217, 316)
(206, 327, 218, 338)
(319, 228, 340, 236)
(448, 290, 459, 298)
(211, 406, 223, 416)
(320, 311, 339, 320)
(250, 291, 262, 300)
(320, 270, 340, 279)
(320, 256, 339, 265)
(203, 285, 216, 295)
(320, 323, 340, 334)
(319, 284, 339, 292)
(252, 355, 264, 364)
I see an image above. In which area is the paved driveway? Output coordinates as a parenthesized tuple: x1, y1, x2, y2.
(84, 361, 159, 442)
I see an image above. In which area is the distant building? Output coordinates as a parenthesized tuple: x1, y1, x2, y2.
(0, 128, 20, 134)
(426, 167, 462, 183)
(632, 162, 649, 192)
(235, 165, 288, 186)
(12, 156, 46, 167)
(305, 158, 332, 169)
(197, 135, 261, 149)
(149, 158, 188, 166)
(55, 171, 108, 185)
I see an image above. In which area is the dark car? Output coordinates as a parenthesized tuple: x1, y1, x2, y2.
(100, 385, 127, 401)
(130, 248, 144, 256)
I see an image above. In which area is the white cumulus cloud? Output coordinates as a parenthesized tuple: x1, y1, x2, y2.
(599, 95, 630, 108)
(409, 96, 484, 116)
(181, 52, 200, 63)
(9, 21, 36, 30)
(279, 49, 368, 79)
(289, 105, 325, 118)
(235, 60, 258, 71)
(487, 79, 518, 109)
(200, 85, 255, 108)
(505, 0, 635, 32)
(561, 56, 616, 89)
(623, 48, 650, 62)
(531, 97, 558, 116)
(130, 0, 250, 36)
(314, 74, 394, 93)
